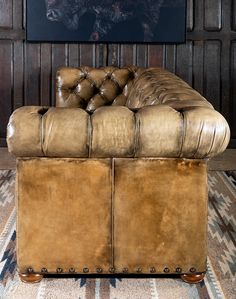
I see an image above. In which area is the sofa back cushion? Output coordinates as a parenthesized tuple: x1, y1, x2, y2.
(56, 66, 142, 112)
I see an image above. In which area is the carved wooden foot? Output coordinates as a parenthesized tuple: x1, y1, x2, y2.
(181, 273, 205, 284)
(19, 273, 43, 283)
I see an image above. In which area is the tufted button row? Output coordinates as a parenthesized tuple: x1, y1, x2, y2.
(56, 66, 140, 112)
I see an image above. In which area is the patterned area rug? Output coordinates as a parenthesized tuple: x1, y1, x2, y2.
(0, 170, 235, 299)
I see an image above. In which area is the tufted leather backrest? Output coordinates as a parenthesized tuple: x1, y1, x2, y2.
(56, 66, 143, 113)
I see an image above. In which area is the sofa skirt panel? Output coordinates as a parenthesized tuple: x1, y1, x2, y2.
(16, 157, 208, 275)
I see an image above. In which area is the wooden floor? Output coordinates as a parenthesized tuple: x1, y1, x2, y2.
(0, 147, 235, 171)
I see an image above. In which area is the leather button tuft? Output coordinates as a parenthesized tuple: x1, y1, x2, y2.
(41, 268, 48, 273)
(123, 267, 128, 273)
(69, 267, 75, 273)
(96, 268, 102, 273)
(56, 268, 63, 273)
(27, 267, 34, 274)
(109, 267, 115, 273)
(83, 267, 89, 273)
(190, 267, 196, 273)
(176, 267, 182, 273)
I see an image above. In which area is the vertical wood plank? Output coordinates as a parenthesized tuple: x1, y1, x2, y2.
(187, 0, 194, 31)
(176, 42, 193, 85)
(51, 44, 68, 105)
(40, 43, 51, 106)
(148, 45, 164, 68)
(13, 0, 22, 29)
(164, 45, 176, 73)
(13, 41, 24, 109)
(80, 44, 95, 67)
(95, 44, 107, 67)
(0, 0, 13, 28)
(232, 0, 236, 31)
(120, 44, 136, 66)
(68, 44, 79, 68)
(193, 41, 204, 94)
(0, 41, 12, 144)
(24, 43, 40, 105)
(136, 44, 148, 68)
(204, 41, 221, 110)
(204, 0, 222, 31)
(108, 44, 119, 66)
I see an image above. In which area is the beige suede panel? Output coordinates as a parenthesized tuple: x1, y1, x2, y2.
(114, 158, 208, 273)
(17, 158, 112, 273)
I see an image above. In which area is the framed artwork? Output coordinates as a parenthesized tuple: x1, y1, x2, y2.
(26, 0, 186, 43)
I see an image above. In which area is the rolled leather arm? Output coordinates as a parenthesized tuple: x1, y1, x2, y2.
(7, 104, 230, 159)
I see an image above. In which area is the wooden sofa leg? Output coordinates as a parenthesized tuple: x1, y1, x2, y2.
(181, 273, 205, 284)
(19, 273, 43, 283)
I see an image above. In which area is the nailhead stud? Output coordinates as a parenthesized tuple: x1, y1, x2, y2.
(136, 267, 142, 273)
(27, 267, 33, 274)
(83, 267, 89, 273)
(57, 268, 63, 273)
(190, 267, 196, 273)
(176, 267, 182, 273)
(109, 267, 115, 273)
(69, 268, 75, 273)
(41, 268, 48, 273)
(96, 268, 103, 273)
(164, 267, 170, 273)
(123, 267, 128, 273)
(150, 267, 156, 273)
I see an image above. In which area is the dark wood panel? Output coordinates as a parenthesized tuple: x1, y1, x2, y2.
(51, 44, 68, 105)
(80, 44, 95, 66)
(204, 41, 221, 110)
(0, 0, 12, 28)
(136, 44, 148, 67)
(164, 45, 176, 73)
(40, 43, 51, 106)
(187, 0, 194, 31)
(148, 45, 164, 68)
(232, 0, 236, 31)
(108, 44, 120, 66)
(204, 0, 222, 31)
(24, 43, 40, 105)
(68, 44, 79, 68)
(193, 41, 204, 95)
(120, 44, 135, 66)
(0, 41, 12, 142)
(176, 42, 193, 85)
(13, 41, 24, 109)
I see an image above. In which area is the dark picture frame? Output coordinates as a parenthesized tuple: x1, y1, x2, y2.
(26, 0, 186, 43)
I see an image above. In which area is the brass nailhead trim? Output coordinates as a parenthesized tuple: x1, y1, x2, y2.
(57, 268, 63, 273)
(136, 267, 142, 273)
(27, 267, 34, 274)
(164, 267, 170, 273)
(190, 267, 196, 273)
(109, 267, 115, 273)
(176, 267, 182, 273)
(83, 268, 89, 273)
(41, 268, 48, 273)
(96, 268, 103, 273)
(150, 267, 156, 273)
(69, 268, 75, 273)
(123, 267, 128, 273)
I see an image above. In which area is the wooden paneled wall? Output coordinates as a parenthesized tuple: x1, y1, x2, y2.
(0, 0, 235, 147)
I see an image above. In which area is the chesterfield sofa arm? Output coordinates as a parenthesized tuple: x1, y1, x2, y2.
(7, 67, 230, 284)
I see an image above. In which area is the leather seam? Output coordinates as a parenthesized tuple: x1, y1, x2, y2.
(178, 110, 185, 158)
(88, 114, 92, 158)
(134, 112, 140, 158)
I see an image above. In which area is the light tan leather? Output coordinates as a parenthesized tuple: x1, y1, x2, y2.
(17, 157, 207, 275)
(7, 105, 230, 159)
(91, 106, 135, 158)
(42, 107, 89, 157)
(7, 67, 230, 158)
(56, 66, 141, 112)
(17, 158, 112, 273)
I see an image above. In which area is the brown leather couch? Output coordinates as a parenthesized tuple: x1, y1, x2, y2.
(7, 66, 230, 284)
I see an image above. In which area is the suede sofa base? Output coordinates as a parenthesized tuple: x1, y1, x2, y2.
(17, 157, 208, 275)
